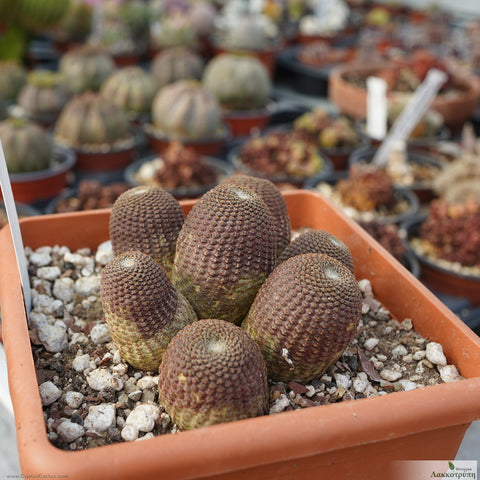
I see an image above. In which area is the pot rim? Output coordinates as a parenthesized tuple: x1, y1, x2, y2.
(144, 122, 231, 145)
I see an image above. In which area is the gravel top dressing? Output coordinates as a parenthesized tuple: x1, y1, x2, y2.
(26, 240, 462, 451)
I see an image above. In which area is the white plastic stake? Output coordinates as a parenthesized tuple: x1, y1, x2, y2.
(366, 76, 387, 141)
(372, 68, 447, 168)
(0, 140, 31, 315)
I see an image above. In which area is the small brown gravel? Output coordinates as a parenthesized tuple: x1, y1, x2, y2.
(26, 241, 462, 451)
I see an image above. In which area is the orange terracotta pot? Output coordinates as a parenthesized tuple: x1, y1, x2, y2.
(222, 108, 270, 137)
(329, 62, 480, 130)
(1, 191, 480, 480)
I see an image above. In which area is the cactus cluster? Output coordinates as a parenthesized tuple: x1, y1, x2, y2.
(419, 198, 480, 267)
(101, 175, 362, 430)
(337, 165, 396, 212)
(0, 116, 53, 173)
(54, 91, 134, 151)
(293, 107, 361, 150)
(203, 53, 272, 111)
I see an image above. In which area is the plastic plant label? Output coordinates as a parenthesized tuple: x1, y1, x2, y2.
(0, 140, 31, 315)
(372, 68, 448, 168)
(366, 76, 387, 141)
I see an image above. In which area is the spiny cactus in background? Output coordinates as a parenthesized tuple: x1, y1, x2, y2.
(276, 229, 354, 272)
(150, 8, 198, 50)
(59, 45, 116, 95)
(109, 186, 185, 275)
(0, 61, 27, 101)
(18, 70, 70, 123)
(172, 182, 277, 324)
(151, 47, 204, 88)
(87, 18, 138, 56)
(54, 91, 134, 150)
(100, 66, 160, 118)
(242, 253, 362, 383)
(16, 0, 71, 33)
(419, 198, 480, 268)
(101, 250, 197, 371)
(52, 0, 93, 43)
(150, 80, 224, 140)
(203, 53, 272, 111)
(0, 116, 52, 173)
(158, 319, 269, 430)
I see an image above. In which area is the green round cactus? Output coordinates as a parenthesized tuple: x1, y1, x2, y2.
(54, 91, 134, 151)
(150, 10, 197, 50)
(0, 116, 53, 173)
(18, 70, 70, 123)
(151, 46, 204, 88)
(0, 61, 27, 101)
(52, 0, 93, 42)
(59, 45, 116, 95)
(17, 0, 71, 32)
(100, 66, 160, 118)
(203, 53, 272, 111)
(150, 80, 224, 140)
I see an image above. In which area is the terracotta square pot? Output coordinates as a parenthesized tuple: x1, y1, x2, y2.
(1, 191, 480, 480)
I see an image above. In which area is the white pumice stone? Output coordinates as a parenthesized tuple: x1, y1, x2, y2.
(72, 354, 91, 372)
(36, 321, 68, 353)
(121, 424, 139, 442)
(53, 277, 75, 302)
(87, 368, 124, 391)
(125, 404, 160, 433)
(65, 391, 84, 409)
(84, 403, 116, 434)
(438, 365, 461, 383)
(425, 342, 447, 366)
(90, 324, 112, 344)
(37, 266, 62, 281)
(39, 381, 62, 406)
(95, 241, 114, 265)
(57, 420, 85, 443)
(74, 275, 101, 296)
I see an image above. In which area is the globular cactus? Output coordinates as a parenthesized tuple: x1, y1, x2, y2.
(59, 45, 116, 95)
(158, 319, 269, 430)
(149, 9, 197, 50)
(0, 116, 52, 173)
(149, 80, 224, 140)
(0, 61, 27, 101)
(151, 46, 204, 88)
(276, 229, 354, 272)
(242, 253, 362, 383)
(16, 0, 71, 32)
(220, 173, 291, 256)
(100, 66, 160, 118)
(88, 18, 137, 56)
(54, 91, 134, 150)
(203, 53, 272, 111)
(18, 70, 70, 123)
(52, 0, 93, 42)
(109, 186, 185, 275)
(172, 182, 277, 325)
(101, 250, 197, 371)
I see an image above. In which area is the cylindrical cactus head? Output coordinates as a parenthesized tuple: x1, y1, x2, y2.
(54, 91, 133, 149)
(172, 182, 277, 324)
(276, 229, 354, 272)
(100, 66, 160, 116)
(202, 53, 271, 110)
(150, 79, 223, 140)
(109, 186, 185, 274)
(101, 250, 197, 371)
(221, 173, 291, 256)
(158, 318, 269, 430)
(151, 46, 204, 88)
(0, 116, 52, 173)
(242, 253, 362, 383)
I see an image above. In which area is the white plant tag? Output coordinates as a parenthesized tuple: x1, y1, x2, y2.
(372, 68, 447, 168)
(0, 140, 31, 315)
(366, 76, 387, 141)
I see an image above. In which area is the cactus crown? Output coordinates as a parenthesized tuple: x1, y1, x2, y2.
(27, 70, 63, 89)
